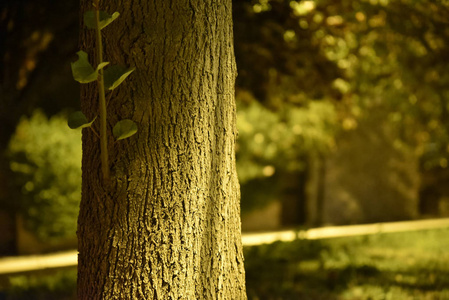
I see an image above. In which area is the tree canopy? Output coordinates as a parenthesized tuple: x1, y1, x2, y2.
(233, 0, 449, 172)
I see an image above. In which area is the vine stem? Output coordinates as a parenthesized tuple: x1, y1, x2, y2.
(94, 0, 110, 182)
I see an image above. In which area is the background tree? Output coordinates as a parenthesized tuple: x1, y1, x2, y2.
(76, 1, 246, 299)
(233, 0, 449, 222)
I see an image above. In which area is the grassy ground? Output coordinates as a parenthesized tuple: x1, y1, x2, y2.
(245, 227, 449, 299)
(0, 267, 77, 300)
(1, 228, 448, 299)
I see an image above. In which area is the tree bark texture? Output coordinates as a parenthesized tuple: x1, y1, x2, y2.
(77, 1, 246, 299)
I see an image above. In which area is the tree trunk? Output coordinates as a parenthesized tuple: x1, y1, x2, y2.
(77, 1, 246, 299)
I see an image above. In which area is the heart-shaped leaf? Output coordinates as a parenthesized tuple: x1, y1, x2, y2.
(71, 51, 109, 83)
(104, 65, 135, 90)
(84, 11, 120, 30)
(113, 119, 138, 140)
(68, 111, 96, 129)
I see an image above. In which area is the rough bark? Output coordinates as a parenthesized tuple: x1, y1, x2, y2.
(77, 1, 246, 299)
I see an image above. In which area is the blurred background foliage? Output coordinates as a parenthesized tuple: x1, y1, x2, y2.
(233, 0, 449, 168)
(7, 111, 81, 241)
(237, 97, 336, 183)
(1, 0, 449, 250)
(232, 0, 449, 225)
(236, 96, 336, 213)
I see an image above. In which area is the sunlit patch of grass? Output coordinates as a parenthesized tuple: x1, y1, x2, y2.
(244, 227, 449, 299)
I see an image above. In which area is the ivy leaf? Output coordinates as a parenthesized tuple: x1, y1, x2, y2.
(113, 119, 138, 140)
(71, 51, 109, 83)
(84, 11, 120, 30)
(104, 65, 135, 90)
(68, 111, 96, 129)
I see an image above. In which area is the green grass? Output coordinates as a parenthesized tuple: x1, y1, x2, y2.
(1, 228, 449, 299)
(0, 267, 77, 300)
(244, 227, 449, 299)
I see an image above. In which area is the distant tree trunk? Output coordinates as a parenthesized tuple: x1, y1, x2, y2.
(77, 1, 246, 299)
(305, 153, 326, 227)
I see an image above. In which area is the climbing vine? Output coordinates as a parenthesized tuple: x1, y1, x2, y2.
(68, 0, 136, 182)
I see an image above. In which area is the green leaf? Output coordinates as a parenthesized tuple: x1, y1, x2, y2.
(71, 51, 109, 83)
(104, 65, 135, 90)
(113, 119, 138, 140)
(68, 111, 96, 129)
(84, 11, 120, 30)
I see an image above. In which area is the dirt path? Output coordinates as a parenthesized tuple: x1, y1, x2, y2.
(1, 218, 449, 274)
(0, 250, 77, 275)
(242, 217, 449, 245)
